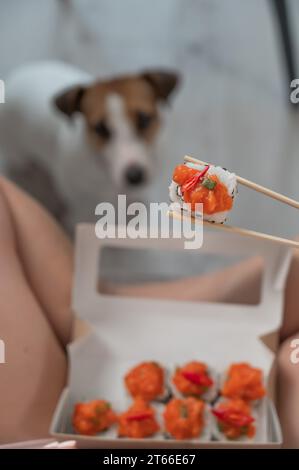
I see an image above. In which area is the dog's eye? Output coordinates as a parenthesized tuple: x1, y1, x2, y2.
(136, 111, 153, 131)
(94, 120, 111, 140)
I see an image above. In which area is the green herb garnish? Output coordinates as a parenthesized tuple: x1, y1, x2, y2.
(218, 423, 224, 432)
(95, 402, 110, 414)
(91, 417, 100, 425)
(241, 426, 248, 435)
(180, 404, 189, 419)
(202, 178, 217, 190)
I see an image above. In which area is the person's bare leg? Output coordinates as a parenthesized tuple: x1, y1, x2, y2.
(0, 176, 73, 347)
(274, 246, 299, 447)
(280, 248, 299, 341)
(0, 182, 68, 442)
(107, 245, 299, 336)
(277, 334, 299, 448)
(104, 256, 263, 305)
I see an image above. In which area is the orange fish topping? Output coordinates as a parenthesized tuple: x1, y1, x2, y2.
(72, 399, 117, 436)
(212, 399, 255, 439)
(172, 361, 213, 397)
(163, 397, 205, 440)
(172, 164, 233, 214)
(118, 398, 160, 438)
(125, 362, 164, 401)
(221, 363, 266, 401)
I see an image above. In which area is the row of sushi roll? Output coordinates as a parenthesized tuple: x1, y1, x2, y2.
(169, 161, 238, 223)
(72, 361, 266, 441)
(125, 361, 265, 404)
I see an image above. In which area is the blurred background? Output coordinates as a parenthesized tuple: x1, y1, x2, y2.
(1, 0, 299, 281)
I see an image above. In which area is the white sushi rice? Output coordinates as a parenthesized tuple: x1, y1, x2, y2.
(169, 162, 237, 224)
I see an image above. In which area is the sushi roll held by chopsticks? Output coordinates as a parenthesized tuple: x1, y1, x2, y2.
(169, 161, 237, 224)
(168, 155, 299, 248)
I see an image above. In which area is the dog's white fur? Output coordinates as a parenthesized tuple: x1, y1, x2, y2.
(104, 93, 153, 188)
(0, 61, 154, 224)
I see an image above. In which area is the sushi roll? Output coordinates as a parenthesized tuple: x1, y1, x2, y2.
(221, 362, 266, 402)
(163, 397, 206, 440)
(171, 361, 217, 402)
(212, 398, 256, 440)
(169, 162, 237, 223)
(72, 399, 117, 436)
(118, 398, 160, 438)
(124, 361, 169, 402)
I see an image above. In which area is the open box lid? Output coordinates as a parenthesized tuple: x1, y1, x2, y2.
(71, 223, 291, 377)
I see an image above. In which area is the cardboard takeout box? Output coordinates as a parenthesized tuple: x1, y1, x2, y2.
(50, 223, 291, 448)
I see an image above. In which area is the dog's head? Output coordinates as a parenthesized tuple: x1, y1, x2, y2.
(54, 70, 180, 189)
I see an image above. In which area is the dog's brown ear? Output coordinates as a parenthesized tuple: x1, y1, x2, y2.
(53, 85, 85, 117)
(141, 70, 180, 101)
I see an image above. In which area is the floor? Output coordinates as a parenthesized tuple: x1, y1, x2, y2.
(1, 0, 299, 279)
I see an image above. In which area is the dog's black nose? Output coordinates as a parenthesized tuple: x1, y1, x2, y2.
(125, 165, 146, 186)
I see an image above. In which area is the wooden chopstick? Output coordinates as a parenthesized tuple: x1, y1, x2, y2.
(168, 210, 299, 249)
(184, 155, 299, 210)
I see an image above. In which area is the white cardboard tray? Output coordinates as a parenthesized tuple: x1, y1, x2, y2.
(50, 223, 291, 448)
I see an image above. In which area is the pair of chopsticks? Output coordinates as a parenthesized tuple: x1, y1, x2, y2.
(168, 155, 299, 249)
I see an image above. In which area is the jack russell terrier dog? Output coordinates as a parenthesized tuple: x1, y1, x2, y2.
(0, 61, 179, 226)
